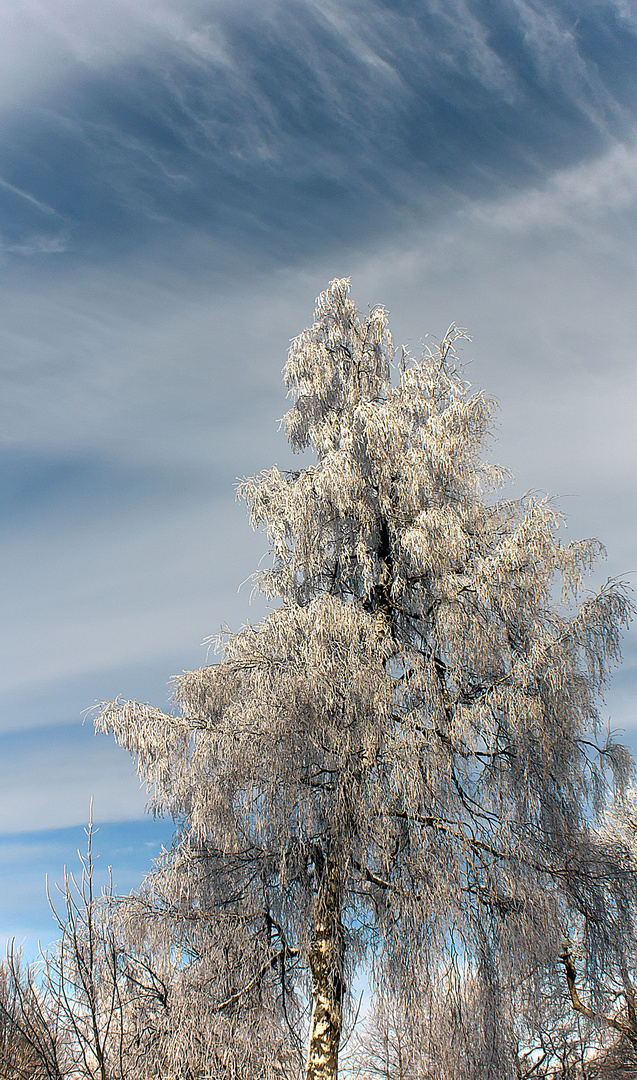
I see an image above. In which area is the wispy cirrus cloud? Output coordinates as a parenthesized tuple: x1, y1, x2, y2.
(1, 0, 637, 263)
(0, 175, 60, 215)
(0, 724, 149, 833)
(471, 139, 637, 232)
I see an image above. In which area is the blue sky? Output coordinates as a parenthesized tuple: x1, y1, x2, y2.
(1, 0, 637, 951)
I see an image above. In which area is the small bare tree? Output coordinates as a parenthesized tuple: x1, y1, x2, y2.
(38, 817, 131, 1080)
(1, 816, 145, 1080)
(0, 947, 64, 1080)
(2, 825, 301, 1080)
(96, 279, 637, 1080)
(344, 995, 420, 1079)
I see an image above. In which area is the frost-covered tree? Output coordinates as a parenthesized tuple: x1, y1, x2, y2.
(97, 279, 636, 1080)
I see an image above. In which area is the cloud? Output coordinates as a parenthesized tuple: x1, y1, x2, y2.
(2, 133, 636, 467)
(2, 1, 637, 262)
(471, 139, 637, 232)
(0, 490, 270, 699)
(0, 172, 69, 256)
(1, 232, 68, 255)
(0, 0, 190, 105)
(0, 724, 149, 833)
(0, 257, 305, 462)
(0, 175, 59, 215)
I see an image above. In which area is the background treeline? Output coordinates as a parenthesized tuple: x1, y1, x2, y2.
(2, 848, 637, 1080)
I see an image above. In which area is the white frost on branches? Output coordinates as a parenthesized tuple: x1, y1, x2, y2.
(84, 279, 637, 1080)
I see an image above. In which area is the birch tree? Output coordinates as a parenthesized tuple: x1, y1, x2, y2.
(97, 278, 636, 1080)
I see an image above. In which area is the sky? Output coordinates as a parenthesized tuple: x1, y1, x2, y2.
(1, 0, 637, 952)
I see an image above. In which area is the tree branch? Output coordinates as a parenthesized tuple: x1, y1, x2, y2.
(215, 946, 299, 1014)
(559, 945, 637, 1040)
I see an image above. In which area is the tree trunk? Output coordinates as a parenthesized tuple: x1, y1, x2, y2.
(305, 848, 345, 1080)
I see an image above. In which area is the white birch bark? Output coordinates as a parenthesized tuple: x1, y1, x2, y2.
(306, 847, 345, 1080)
